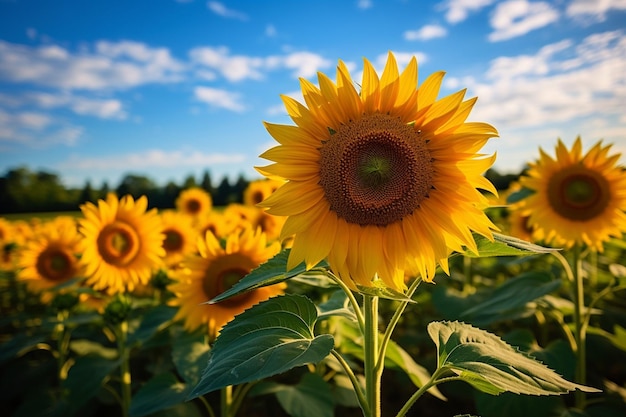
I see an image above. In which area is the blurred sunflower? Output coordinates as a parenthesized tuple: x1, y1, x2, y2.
(506, 210, 534, 243)
(196, 210, 235, 240)
(176, 187, 213, 220)
(243, 179, 284, 206)
(17, 217, 84, 300)
(168, 227, 283, 339)
(79, 193, 165, 295)
(257, 52, 498, 291)
(159, 210, 198, 267)
(518, 137, 626, 251)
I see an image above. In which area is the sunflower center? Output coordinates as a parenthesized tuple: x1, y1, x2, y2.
(97, 221, 141, 266)
(251, 191, 264, 205)
(319, 113, 434, 226)
(185, 199, 202, 214)
(163, 229, 184, 253)
(202, 265, 251, 306)
(36, 248, 74, 282)
(547, 166, 611, 221)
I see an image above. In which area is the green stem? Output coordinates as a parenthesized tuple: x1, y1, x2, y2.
(377, 279, 422, 376)
(221, 385, 233, 417)
(363, 295, 380, 417)
(117, 320, 131, 417)
(331, 349, 369, 415)
(55, 310, 71, 384)
(328, 271, 365, 333)
(394, 369, 461, 417)
(572, 244, 587, 410)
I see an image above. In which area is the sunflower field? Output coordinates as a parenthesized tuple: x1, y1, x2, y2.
(2, 53, 626, 417)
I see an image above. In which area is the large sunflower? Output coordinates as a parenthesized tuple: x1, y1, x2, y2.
(257, 52, 498, 291)
(176, 187, 213, 220)
(517, 137, 626, 251)
(168, 227, 283, 339)
(79, 193, 165, 294)
(17, 217, 84, 299)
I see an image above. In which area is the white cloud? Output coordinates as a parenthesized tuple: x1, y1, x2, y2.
(439, 0, 495, 24)
(57, 148, 246, 170)
(207, 1, 248, 20)
(265, 24, 277, 37)
(567, 0, 626, 23)
(0, 40, 185, 90)
(0, 91, 127, 119)
(357, 0, 373, 9)
(194, 86, 245, 112)
(404, 24, 448, 41)
(458, 30, 626, 143)
(0, 109, 83, 148)
(489, 0, 559, 42)
(189, 47, 332, 81)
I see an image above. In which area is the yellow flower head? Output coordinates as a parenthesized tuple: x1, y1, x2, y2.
(79, 193, 165, 295)
(159, 210, 199, 267)
(243, 179, 284, 207)
(257, 52, 499, 291)
(168, 227, 283, 339)
(518, 137, 626, 251)
(176, 187, 213, 219)
(17, 217, 84, 299)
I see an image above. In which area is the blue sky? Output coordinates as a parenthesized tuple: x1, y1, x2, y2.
(0, 0, 625, 188)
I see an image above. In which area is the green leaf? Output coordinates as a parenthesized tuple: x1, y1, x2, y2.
(251, 373, 334, 417)
(189, 294, 334, 398)
(210, 249, 329, 303)
(317, 290, 358, 322)
(461, 232, 557, 258)
(355, 282, 417, 302)
(506, 187, 535, 204)
(62, 355, 121, 414)
(384, 338, 447, 401)
(69, 339, 118, 359)
(428, 321, 601, 396)
(0, 333, 46, 364)
(129, 372, 189, 417)
(170, 326, 211, 384)
(459, 272, 561, 325)
(128, 305, 177, 346)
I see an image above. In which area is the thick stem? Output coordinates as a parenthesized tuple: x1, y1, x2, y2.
(572, 244, 587, 410)
(117, 321, 131, 417)
(221, 385, 233, 417)
(363, 295, 380, 417)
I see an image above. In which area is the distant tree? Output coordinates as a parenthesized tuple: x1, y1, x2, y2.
(213, 177, 232, 206)
(182, 174, 197, 189)
(232, 174, 249, 204)
(100, 181, 110, 199)
(78, 180, 98, 205)
(200, 170, 214, 196)
(116, 174, 157, 199)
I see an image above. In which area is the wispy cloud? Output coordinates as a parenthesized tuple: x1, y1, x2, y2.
(404, 24, 448, 41)
(3, 92, 127, 119)
(0, 109, 83, 148)
(357, 0, 373, 10)
(439, 0, 495, 24)
(567, 0, 626, 23)
(0, 40, 185, 90)
(57, 148, 246, 170)
(189, 47, 332, 81)
(207, 1, 248, 20)
(194, 86, 245, 112)
(488, 0, 559, 42)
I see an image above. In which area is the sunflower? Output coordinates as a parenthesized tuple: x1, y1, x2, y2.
(243, 179, 284, 207)
(257, 52, 498, 291)
(16, 217, 84, 299)
(168, 227, 283, 339)
(195, 210, 236, 240)
(79, 193, 165, 295)
(159, 210, 199, 267)
(517, 137, 626, 251)
(176, 187, 213, 220)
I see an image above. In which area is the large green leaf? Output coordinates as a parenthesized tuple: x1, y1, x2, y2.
(461, 232, 557, 258)
(428, 321, 601, 396)
(251, 373, 334, 417)
(61, 355, 121, 414)
(130, 372, 189, 417)
(189, 294, 334, 398)
(210, 249, 330, 303)
(459, 272, 561, 325)
(128, 305, 177, 346)
(170, 326, 211, 384)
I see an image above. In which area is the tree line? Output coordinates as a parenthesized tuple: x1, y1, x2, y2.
(0, 166, 521, 215)
(0, 166, 251, 214)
